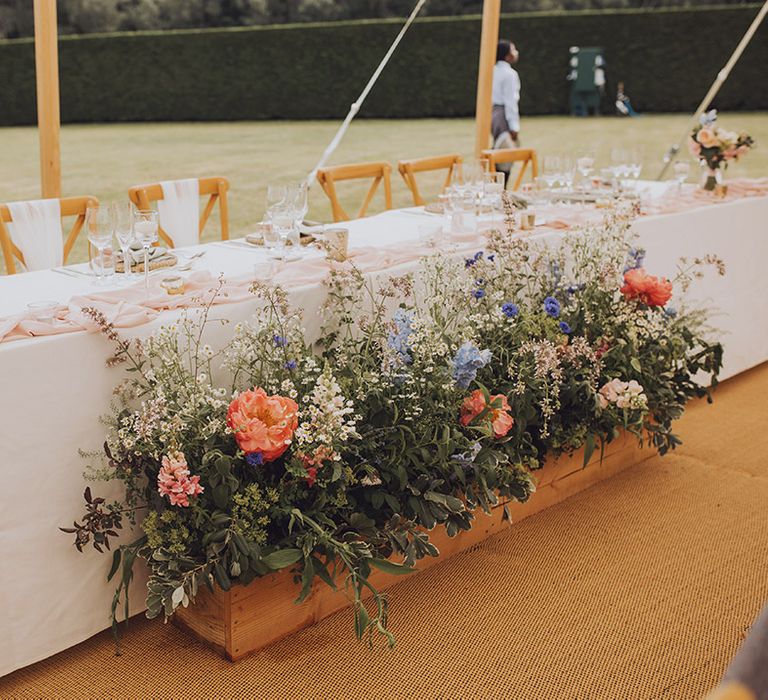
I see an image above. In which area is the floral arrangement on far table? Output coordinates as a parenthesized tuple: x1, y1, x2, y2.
(63, 208, 723, 649)
(689, 110, 755, 190)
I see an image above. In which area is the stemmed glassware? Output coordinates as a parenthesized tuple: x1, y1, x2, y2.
(576, 150, 596, 197)
(559, 157, 575, 194)
(265, 184, 287, 220)
(133, 209, 159, 294)
(111, 201, 134, 281)
(673, 161, 690, 191)
(86, 206, 113, 285)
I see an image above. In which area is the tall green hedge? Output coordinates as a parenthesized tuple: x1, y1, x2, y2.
(0, 5, 765, 126)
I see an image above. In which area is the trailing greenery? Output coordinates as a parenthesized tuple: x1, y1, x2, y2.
(0, 5, 765, 126)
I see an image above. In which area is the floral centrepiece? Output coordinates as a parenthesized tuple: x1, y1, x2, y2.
(689, 110, 755, 191)
(64, 205, 723, 651)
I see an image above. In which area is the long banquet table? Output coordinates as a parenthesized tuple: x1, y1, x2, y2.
(2, 182, 767, 677)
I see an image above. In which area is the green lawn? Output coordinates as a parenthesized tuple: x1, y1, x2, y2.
(1, 113, 766, 268)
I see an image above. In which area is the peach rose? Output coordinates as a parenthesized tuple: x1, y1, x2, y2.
(227, 388, 299, 462)
(696, 127, 718, 148)
(460, 389, 514, 438)
(621, 268, 673, 307)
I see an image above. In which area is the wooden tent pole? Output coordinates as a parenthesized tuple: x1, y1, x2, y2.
(34, 0, 61, 198)
(474, 0, 501, 158)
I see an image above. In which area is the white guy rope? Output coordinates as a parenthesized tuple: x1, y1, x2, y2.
(306, 0, 428, 187)
(657, 0, 768, 180)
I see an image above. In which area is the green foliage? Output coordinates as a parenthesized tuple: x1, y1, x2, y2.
(0, 6, 766, 126)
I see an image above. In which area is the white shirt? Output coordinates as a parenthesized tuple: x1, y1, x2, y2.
(492, 60, 521, 133)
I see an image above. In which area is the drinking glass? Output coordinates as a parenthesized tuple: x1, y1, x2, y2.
(111, 201, 134, 280)
(559, 157, 576, 194)
(673, 161, 690, 190)
(482, 172, 505, 223)
(287, 182, 309, 257)
(576, 151, 596, 196)
(86, 206, 113, 285)
(271, 203, 297, 259)
(627, 149, 643, 189)
(541, 155, 561, 197)
(265, 184, 288, 221)
(133, 209, 159, 293)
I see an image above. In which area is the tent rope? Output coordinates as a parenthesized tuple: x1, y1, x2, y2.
(306, 0, 428, 187)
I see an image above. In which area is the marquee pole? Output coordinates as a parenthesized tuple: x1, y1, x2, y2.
(34, 0, 61, 198)
(474, 0, 501, 158)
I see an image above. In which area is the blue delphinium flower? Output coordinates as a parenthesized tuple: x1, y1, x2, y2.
(245, 452, 264, 467)
(543, 296, 561, 318)
(452, 341, 492, 389)
(501, 302, 519, 318)
(272, 334, 288, 347)
(473, 289, 486, 300)
(624, 247, 646, 273)
(387, 309, 414, 364)
(284, 359, 297, 370)
(559, 321, 572, 334)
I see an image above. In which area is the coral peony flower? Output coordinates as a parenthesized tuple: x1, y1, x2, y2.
(697, 128, 718, 148)
(227, 388, 299, 462)
(460, 389, 514, 438)
(157, 451, 204, 508)
(620, 268, 673, 307)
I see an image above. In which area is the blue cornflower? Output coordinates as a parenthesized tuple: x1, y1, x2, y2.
(543, 296, 561, 318)
(451, 342, 492, 389)
(387, 309, 414, 364)
(284, 359, 297, 370)
(559, 321, 572, 334)
(501, 302, 519, 318)
(272, 334, 288, 347)
(245, 452, 264, 467)
(472, 289, 486, 300)
(464, 251, 484, 268)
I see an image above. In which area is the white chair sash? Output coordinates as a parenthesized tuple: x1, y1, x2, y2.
(6, 199, 64, 272)
(157, 179, 200, 248)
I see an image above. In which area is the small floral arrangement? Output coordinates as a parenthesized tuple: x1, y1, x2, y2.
(64, 207, 723, 650)
(689, 110, 755, 190)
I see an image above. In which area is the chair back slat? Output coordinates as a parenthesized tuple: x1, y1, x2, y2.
(316, 162, 392, 222)
(397, 154, 463, 206)
(127, 176, 230, 247)
(481, 148, 539, 191)
(0, 195, 99, 275)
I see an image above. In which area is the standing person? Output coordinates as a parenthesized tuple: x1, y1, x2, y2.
(491, 40, 521, 150)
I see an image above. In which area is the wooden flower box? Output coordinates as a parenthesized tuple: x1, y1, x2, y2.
(174, 434, 646, 660)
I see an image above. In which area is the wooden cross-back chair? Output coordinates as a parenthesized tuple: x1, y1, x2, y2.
(128, 176, 230, 247)
(481, 148, 539, 191)
(316, 161, 393, 222)
(0, 195, 99, 275)
(397, 154, 463, 206)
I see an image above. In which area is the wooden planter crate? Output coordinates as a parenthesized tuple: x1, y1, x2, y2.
(174, 434, 646, 660)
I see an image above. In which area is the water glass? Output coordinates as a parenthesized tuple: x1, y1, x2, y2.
(253, 258, 278, 282)
(86, 206, 113, 284)
(265, 184, 287, 221)
(133, 209, 159, 293)
(271, 204, 297, 259)
(111, 201, 134, 279)
(673, 161, 690, 190)
(576, 152, 596, 196)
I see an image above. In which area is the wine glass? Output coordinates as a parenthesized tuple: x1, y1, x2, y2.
(270, 202, 296, 259)
(111, 201, 134, 281)
(541, 155, 561, 196)
(673, 161, 690, 190)
(86, 206, 113, 285)
(133, 209, 159, 293)
(482, 171, 505, 222)
(265, 184, 287, 221)
(576, 151, 595, 196)
(560, 157, 576, 194)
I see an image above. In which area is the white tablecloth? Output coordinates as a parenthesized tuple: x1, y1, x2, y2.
(1, 193, 766, 677)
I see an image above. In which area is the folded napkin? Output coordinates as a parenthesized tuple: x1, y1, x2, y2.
(158, 179, 200, 248)
(6, 198, 63, 271)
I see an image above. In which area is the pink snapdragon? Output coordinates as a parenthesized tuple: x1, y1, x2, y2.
(157, 451, 204, 507)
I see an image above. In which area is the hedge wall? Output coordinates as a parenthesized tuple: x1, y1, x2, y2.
(0, 5, 765, 125)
